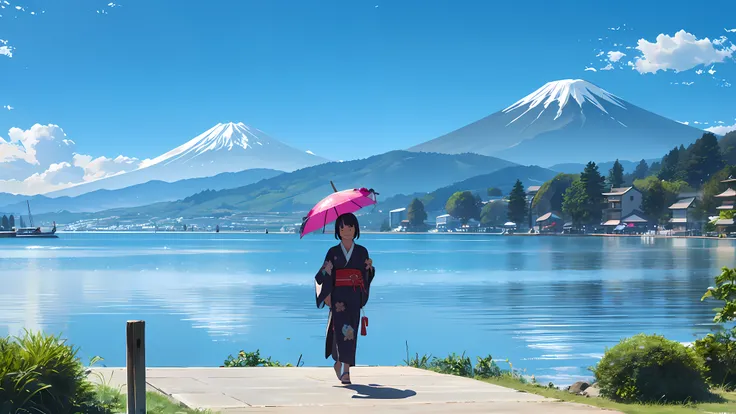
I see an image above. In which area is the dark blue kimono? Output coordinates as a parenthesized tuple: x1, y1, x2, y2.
(314, 242, 374, 366)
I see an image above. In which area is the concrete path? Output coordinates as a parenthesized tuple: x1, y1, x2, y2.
(89, 367, 621, 413)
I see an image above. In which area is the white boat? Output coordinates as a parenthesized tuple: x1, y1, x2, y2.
(15, 201, 58, 238)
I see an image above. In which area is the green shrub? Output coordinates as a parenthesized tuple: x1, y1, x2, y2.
(694, 327, 736, 390)
(223, 349, 297, 367)
(429, 352, 473, 377)
(0, 330, 103, 413)
(474, 355, 502, 378)
(593, 333, 709, 403)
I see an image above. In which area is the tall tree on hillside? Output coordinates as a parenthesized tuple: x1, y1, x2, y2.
(607, 160, 625, 189)
(635, 176, 684, 226)
(407, 198, 428, 227)
(8, 215, 14, 228)
(480, 200, 507, 228)
(685, 132, 725, 186)
(487, 187, 502, 197)
(533, 173, 577, 215)
(720, 131, 736, 165)
(562, 180, 588, 228)
(658, 146, 683, 181)
(632, 159, 649, 180)
(507, 180, 528, 225)
(445, 191, 481, 225)
(1, 215, 8, 230)
(580, 162, 606, 225)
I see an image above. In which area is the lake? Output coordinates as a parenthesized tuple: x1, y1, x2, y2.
(1, 232, 734, 385)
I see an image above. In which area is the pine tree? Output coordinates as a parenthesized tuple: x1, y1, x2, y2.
(580, 162, 606, 225)
(607, 160, 624, 188)
(407, 198, 428, 227)
(8, 215, 14, 228)
(685, 132, 725, 186)
(632, 159, 649, 180)
(507, 180, 528, 225)
(1, 215, 8, 230)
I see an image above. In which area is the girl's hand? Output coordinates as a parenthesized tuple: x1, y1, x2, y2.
(365, 258, 373, 270)
(323, 260, 333, 275)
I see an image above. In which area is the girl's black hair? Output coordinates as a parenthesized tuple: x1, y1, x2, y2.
(335, 213, 360, 240)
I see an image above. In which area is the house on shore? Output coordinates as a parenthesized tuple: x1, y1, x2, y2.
(715, 177, 736, 234)
(614, 210, 651, 234)
(389, 208, 407, 229)
(668, 197, 700, 235)
(436, 214, 460, 232)
(602, 186, 643, 232)
(536, 211, 563, 233)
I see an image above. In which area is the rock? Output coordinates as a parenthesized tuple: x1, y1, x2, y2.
(583, 384, 600, 398)
(567, 381, 590, 394)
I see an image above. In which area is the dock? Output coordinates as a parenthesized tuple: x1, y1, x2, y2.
(88, 366, 621, 413)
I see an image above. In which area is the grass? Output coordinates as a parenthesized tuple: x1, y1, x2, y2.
(91, 374, 215, 414)
(480, 376, 736, 414)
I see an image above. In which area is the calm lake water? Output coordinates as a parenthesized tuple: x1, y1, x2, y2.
(1, 232, 734, 385)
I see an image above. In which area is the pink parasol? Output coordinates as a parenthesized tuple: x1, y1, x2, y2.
(299, 181, 379, 238)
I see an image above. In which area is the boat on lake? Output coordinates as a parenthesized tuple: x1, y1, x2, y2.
(14, 201, 58, 238)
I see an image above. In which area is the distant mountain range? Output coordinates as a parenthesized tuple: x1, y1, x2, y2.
(0, 168, 282, 215)
(31, 151, 516, 222)
(45, 122, 326, 198)
(408, 79, 705, 166)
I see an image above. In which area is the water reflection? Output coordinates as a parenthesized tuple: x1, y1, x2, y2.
(0, 233, 734, 385)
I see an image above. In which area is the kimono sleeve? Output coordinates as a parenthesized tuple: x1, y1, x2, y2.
(314, 249, 334, 309)
(360, 246, 374, 308)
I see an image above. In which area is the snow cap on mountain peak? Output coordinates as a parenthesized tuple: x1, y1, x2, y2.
(503, 78, 627, 121)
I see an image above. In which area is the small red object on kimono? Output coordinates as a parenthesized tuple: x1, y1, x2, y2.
(361, 316, 368, 336)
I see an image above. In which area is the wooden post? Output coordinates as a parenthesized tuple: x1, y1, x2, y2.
(126, 320, 146, 414)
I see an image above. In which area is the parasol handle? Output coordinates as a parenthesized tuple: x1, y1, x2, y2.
(330, 181, 338, 192)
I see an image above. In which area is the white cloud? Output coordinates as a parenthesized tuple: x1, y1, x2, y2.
(632, 30, 735, 74)
(596, 50, 604, 57)
(677, 121, 690, 125)
(0, 43, 13, 58)
(607, 51, 626, 62)
(726, 28, 736, 33)
(696, 69, 704, 75)
(584, 66, 597, 72)
(600, 63, 614, 71)
(705, 123, 736, 135)
(708, 66, 716, 75)
(608, 27, 620, 31)
(75, 154, 139, 181)
(2, 105, 12, 110)
(0, 124, 142, 195)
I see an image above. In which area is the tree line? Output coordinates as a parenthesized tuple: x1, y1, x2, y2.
(1, 214, 16, 230)
(382, 131, 735, 232)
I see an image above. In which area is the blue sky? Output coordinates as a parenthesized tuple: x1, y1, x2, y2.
(1, 0, 735, 192)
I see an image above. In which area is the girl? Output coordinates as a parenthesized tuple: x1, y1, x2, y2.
(314, 212, 374, 385)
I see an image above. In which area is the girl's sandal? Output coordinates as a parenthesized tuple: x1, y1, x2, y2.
(340, 372, 351, 385)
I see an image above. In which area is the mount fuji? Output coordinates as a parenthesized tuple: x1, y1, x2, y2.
(48, 122, 328, 197)
(408, 79, 706, 166)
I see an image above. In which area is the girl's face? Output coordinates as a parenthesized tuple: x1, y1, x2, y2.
(339, 223, 355, 240)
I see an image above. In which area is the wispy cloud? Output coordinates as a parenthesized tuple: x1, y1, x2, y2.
(705, 123, 736, 135)
(2, 105, 13, 110)
(607, 51, 626, 63)
(584, 66, 597, 72)
(726, 28, 736, 33)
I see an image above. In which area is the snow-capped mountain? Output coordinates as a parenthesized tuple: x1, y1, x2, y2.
(49, 122, 328, 197)
(408, 79, 706, 166)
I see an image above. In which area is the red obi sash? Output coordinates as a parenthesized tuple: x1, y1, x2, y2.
(335, 268, 364, 291)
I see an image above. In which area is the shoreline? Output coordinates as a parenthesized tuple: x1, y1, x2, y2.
(48, 230, 735, 240)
